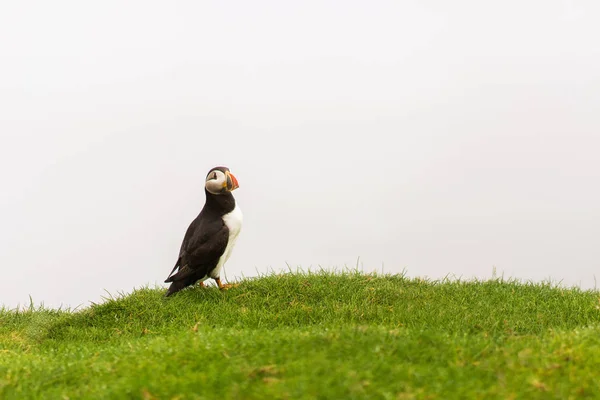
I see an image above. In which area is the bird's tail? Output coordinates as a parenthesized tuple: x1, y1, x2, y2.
(164, 262, 197, 297)
(164, 280, 188, 297)
(164, 257, 181, 283)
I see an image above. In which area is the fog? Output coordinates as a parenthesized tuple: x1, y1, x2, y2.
(1, 1, 599, 309)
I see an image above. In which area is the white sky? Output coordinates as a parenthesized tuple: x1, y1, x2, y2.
(1, 1, 599, 309)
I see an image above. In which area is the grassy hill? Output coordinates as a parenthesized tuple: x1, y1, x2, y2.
(1, 271, 600, 399)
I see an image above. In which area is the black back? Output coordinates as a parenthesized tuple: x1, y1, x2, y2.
(164, 189, 236, 296)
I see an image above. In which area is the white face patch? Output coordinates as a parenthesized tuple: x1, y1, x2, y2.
(205, 170, 227, 194)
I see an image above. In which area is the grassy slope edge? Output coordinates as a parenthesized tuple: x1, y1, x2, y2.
(1, 271, 600, 399)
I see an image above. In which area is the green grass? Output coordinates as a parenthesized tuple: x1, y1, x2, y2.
(1, 270, 600, 399)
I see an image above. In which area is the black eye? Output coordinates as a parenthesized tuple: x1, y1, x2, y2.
(213, 172, 218, 180)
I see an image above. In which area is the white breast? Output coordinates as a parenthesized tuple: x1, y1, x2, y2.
(209, 203, 243, 279)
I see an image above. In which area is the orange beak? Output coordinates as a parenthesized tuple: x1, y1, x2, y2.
(227, 171, 239, 191)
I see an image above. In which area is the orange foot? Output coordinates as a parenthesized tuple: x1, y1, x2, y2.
(214, 278, 237, 290)
(197, 281, 206, 288)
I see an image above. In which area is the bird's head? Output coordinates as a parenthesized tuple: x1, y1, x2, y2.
(205, 166, 240, 195)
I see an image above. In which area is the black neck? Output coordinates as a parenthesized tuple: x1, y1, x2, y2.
(203, 189, 236, 215)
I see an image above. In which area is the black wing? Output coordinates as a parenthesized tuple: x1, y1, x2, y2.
(164, 213, 229, 285)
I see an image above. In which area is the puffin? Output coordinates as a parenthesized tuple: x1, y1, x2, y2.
(164, 166, 243, 297)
